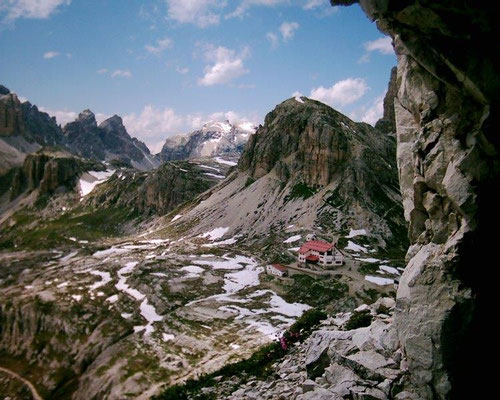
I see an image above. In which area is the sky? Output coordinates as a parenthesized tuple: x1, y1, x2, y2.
(0, 0, 396, 153)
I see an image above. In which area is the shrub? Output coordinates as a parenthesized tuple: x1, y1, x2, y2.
(345, 310, 372, 330)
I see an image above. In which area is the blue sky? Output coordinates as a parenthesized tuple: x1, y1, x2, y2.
(0, 0, 396, 152)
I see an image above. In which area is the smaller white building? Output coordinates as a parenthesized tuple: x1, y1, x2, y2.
(266, 264, 288, 277)
(306, 233, 316, 241)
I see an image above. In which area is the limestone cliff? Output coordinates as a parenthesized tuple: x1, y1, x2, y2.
(331, 1, 497, 398)
(0, 90, 24, 137)
(1, 149, 103, 201)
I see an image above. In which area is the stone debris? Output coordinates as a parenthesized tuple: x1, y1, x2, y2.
(216, 297, 420, 400)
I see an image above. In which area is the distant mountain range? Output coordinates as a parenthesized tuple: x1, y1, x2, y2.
(1, 84, 255, 174)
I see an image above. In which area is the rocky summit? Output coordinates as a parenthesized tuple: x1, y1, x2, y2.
(64, 111, 159, 171)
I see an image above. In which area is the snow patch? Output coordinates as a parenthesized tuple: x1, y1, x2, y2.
(345, 241, 368, 253)
(215, 157, 237, 166)
(200, 227, 229, 241)
(89, 271, 112, 291)
(283, 235, 301, 244)
(79, 170, 115, 197)
(346, 229, 367, 238)
(365, 276, 395, 286)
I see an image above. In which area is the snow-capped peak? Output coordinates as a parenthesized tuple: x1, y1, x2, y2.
(202, 120, 232, 134)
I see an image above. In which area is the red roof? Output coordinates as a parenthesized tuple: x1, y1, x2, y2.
(272, 264, 287, 272)
(306, 255, 319, 262)
(299, 240, 334, 253)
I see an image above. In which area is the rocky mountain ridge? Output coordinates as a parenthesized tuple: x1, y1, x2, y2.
(0, 86, 158, 173)
(64, 110, 158, 171)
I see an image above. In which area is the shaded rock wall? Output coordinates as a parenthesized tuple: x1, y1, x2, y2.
(332, 1, 498, 398)
(0, 91, 24, 137)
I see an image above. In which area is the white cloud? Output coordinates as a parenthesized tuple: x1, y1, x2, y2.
(198, 45, 250, 86)
(145, 37, 173, 55)
(176, 66, 189, 74)
(1, 0, 71, 22)
(226, 0, 287, 19)
(303, 0, 323, 9)
(39, 107, 76, 126)
(111, 69, 132, 79)
(97, 68, 108, 74)
(123, 105, 185, 143)
(310, 78, 369, 107)
(302, 0, 338, 16)
(364, 37, 393, 55)
(166, 0, 223, 28)
(360, 93, 385, 126)
(43, 51, 60, 59)
(266, 32, 279, 48)
(279, 21, 299, 41)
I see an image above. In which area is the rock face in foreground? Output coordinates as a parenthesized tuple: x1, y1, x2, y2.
(333, 1, 498, 398)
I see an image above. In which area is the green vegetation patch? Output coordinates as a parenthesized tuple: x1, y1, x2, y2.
(345, 309, 372, 330)
(282, 275, 348, 309)
(284, 182, 317, 201)
(0, 206, 139, 250)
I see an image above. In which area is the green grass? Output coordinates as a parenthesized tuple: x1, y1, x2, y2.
(0, 206, 139, 250)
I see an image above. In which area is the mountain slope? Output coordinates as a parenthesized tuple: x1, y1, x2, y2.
(157, 120, 254, 163)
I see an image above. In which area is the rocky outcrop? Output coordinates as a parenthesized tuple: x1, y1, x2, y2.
(83, 160, 226, 216)
(2, 149, 103, 200)
(157, 120, 253, 163)
(64, 111, 158, 170)
(0, 89, 24, 137)
(21, 102, 65, 146)
(239, 97, 397, 187)
(375, 67, 397, 134)
(332, 1, 497, 398)
(197, 298, 402, 400)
